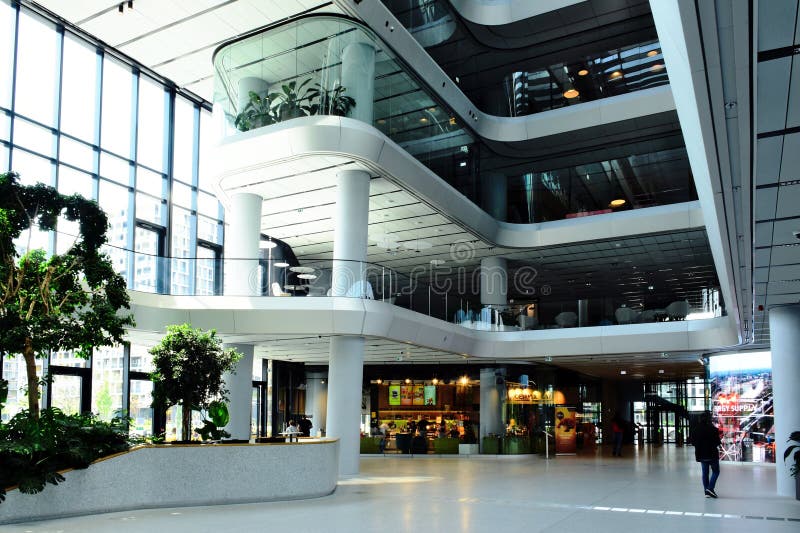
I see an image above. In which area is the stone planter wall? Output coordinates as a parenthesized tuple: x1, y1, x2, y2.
(1, 440, 339, 525)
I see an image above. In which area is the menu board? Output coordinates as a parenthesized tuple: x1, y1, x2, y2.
(424, 386, 436, 406)
(412, 385, 424, 405)
(554, 406, 577, 454)
(400, 385, 413, 405)
(389, 385, 401, 406)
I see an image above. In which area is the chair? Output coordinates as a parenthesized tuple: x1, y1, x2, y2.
(615, 307, 638, 324)
(271, 282, 291, 297)
(554, 311, 577, 328)
(639, 309, 657, 323)
(666, 300, 690, 320)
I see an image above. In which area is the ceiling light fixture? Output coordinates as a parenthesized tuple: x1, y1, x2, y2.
(274, 262, 290, 268)
(420, 117, 428, 123)
(610, 199, 626, 208)
(563, 88, 579, 99)
(609, 70, 623, 79)
(259, 240, 278, 249)
(620, 370, 627, 375)
(647, 49, 659, 57)
(376, 379, 382, 384)
(432, 378, 439, 385)
(578, 69, 589, 76)
(405, 378, 411, 384)
(651, 63, 664, 72)
(658, 369, 665, 374)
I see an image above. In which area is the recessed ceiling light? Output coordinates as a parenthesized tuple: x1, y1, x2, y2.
(609, 70, 623, 79)
(376, 379, 382, 384)
(647, 49, 659, 57)
(420, 117, 428, 123)
(274, 262, 290, 268)
(563, 88, 579, 99)
(610, 199, 626, 207)
(405, 378, 411, 384)
(651, 63, 664, 72)
(377, 119, 386, 125)
(578, 69, 589, 76)
(620, 370, 627, 375)
(647, 285, 654, 290)
(658, 369, 665, 374)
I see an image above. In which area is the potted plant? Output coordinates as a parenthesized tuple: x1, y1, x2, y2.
(784, 431, 800, 500)
(270, 78, 314, 121)
(307, 82, 356, 117)
(150, 324, 242, 442)
(234, 91, 277, 132)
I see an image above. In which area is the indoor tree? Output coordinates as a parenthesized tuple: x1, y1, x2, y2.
(0, 171, 133, 419)
(149, 324, 242, 441)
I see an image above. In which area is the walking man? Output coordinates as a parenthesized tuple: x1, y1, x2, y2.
(693, 411, 722, 498)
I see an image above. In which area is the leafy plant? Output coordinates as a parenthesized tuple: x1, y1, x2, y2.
(785, 431, 800, 478)
(0, 408, 138, 503)
(196, 400, 231, 441)
(270, 78, 314, 121)
(307, 82, 356, 117)
(150, 324, 242, 441)
(0, 171, 134, 419)
(234, 91, 277, 132)
(0, 378, 7, 410)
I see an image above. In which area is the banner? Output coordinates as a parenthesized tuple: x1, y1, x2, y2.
(389, 385, 401, 406)
(424, 385, 436, 406)
(554, 406, 577, 454)
(413, 385, 424, 405)
(400, 385, 413, 405)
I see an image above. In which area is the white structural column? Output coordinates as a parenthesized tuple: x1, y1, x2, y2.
(238, 77, 269, 112)
(304, 371, 328, 437)
(769, 305, 800, 496)
(327, 169, 370, 476)
(340, 42, 375, 124)
(222, 343, 254, 441)
(480, 368, 505, 446)
(224, 193, 262, 296)
(480, 256, 508, 307)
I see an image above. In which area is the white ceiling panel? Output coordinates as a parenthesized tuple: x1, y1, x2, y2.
(756, 136, 783, 186)
(756, 0, 798, 51)
(755, 187, 778, 221)
(776, 185, 800, 218)
(779, 133, 800, 181)
(769, 244, 800, 265)
(787, 55, 800, 129)
(756, 58, 791, 134)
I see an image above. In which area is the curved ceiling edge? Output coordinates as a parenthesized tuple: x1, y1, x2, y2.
(126, 293, 738, 359)
(449, 0, 586, 26)
(335, 0, 674, 143)
(211, 116, 703, 249)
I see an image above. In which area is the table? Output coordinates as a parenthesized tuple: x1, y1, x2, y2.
(279, 430, 303, 443)
(289, 266, 315, 274)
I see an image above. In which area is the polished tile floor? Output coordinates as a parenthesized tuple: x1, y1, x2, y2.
(5, 445, 800, 532)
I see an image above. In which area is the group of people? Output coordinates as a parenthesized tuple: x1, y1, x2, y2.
(285, 415, 313, 437)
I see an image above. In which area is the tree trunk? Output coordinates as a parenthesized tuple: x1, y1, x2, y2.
(182, 401, 192, 441)
(23, 337, 39, 419)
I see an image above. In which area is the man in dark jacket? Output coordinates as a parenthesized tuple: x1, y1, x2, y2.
(693, 411, 722, 498)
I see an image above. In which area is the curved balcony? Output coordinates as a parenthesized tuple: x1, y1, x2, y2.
(212, 15, 696, 227)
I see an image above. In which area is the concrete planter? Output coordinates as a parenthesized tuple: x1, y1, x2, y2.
(1, 440, 339, 525)
(459, 443, 479, 455)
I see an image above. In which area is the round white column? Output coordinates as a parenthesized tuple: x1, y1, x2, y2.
(327, 169, 370, 476)
(480, 368, 505, 444)
(224, 193, 262, 296)
(482, 172, 508, 221)
(480, 256, 508, 307)
(326, 336, 364, 475)
(222, 343, 254, 441)
(238, 77, 269, 112)
(340, 42, 375, 124)
(305, 371, 328, 437)
(769, 304, 800, 496)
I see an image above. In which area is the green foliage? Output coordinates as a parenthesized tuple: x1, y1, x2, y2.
(0, 408, 139, 503)
(196, 400, 231, 441)
(0, 378, 7, 410)
(149, 324, 242, 441)
(270, 77, 314, 120)
(95, 382, 113, 421)
(307, 82, 356, 117)
(234, 91, 277, 132)
(784, 431, 800, 477)
(0, 171, 134, 417)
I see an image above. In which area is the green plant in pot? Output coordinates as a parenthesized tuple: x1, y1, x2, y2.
(234, 91, 277, 132)
(150, 324, 242, 442)
(784, 431, 800, 499)
(196, 400, 231, 442)
(270, 78, 314, 121)
(307, 82, 356, 117)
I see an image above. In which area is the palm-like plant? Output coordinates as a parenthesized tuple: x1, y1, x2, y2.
(234, 91, 276, 132)
(307, 82, 356, 117)
(785, 431, 800, 477)
(270, 78, 314, 121)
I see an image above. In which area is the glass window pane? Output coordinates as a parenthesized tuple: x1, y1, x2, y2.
(13, 117, 56, 157)
(1, 110, 10, 140)
(165, 405, 203, 441)
(135, 192, 163, 225)
(129, 378, 153, 437)
(50, 348, 90, 368)
(171, 206, 193, 295)
(173, 98, 195, 183)
(50, 374, 82, 415)
(198, 215, 222, 244)
(91, 345, 124, 421)
(15, 11, 58, 126)
(56, 218, 79, 254)
(133, 225, 160, 292)
(11, 148, 53, 185)
(99, 180, 130, 277)
(1, 354, 43, 422)
(136, 77, 166, 171)
(101, 58, 133, 158)
(0, 144, 8, 172)
(198, 191, 219, 217)
(100, 151, 130, 185)
(130, 344, 154, 373)
(58, 165, 94, 198)
(0, 0, 15, 109)
(61, 35, 98, 142)
(135, 166, 164, 197)
(196, 245, 218, 296)
(198, 109, 214, 191)
(173, 180, 192, 208)
(60, 136, 95, 171)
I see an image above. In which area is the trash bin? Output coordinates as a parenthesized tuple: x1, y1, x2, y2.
(395, 432, 412, 454)
(741, 438, 753, 462)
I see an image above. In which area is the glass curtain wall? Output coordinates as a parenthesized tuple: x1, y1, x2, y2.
(0, 0, 224, 422)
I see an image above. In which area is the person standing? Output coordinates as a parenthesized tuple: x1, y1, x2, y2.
(611, 414, 624, 457)
(693, 411, 722, 498)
